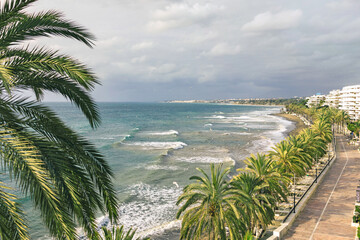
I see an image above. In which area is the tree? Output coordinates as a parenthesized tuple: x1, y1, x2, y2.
(240, 153, 288, 203)
(231, 173, 276, 237)
(101, 226, 150, 240)
(312, 119, 332, 143)
(0, 0, 118, 239)
(348, 122, 360, 137)
(269, 140, 308, 177)
(176, 164, 241, 240)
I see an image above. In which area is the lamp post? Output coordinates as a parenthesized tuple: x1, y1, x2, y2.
(293, 172, 296, 213)
(315, 154, 318, 183)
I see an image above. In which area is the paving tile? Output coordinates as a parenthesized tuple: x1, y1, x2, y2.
(283, 135, 359, 239)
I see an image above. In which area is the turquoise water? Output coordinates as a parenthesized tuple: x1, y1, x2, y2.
(5, 103, 293, 239)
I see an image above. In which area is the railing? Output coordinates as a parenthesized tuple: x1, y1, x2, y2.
(282, 136, 337, 223)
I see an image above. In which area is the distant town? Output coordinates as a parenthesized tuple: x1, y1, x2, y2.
(169, 84, 360, 122)
(167, 98, 302, 106)
(306, 84, 360, 121)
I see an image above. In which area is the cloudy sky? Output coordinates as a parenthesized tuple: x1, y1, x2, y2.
(29, 0, 360, 101)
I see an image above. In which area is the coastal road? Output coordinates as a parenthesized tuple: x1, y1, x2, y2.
(284, 134, 358, 239)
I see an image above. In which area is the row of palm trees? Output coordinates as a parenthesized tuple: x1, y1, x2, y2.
(176, 107, 336, 239)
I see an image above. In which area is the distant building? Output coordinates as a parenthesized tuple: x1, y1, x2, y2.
(338, 85, 360, 121)
(306, 94, 325, 107)
(324, 89, 341, 108)
(311, 84, 360, 121)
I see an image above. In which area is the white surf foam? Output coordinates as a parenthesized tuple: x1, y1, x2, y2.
(246, 113, 294, 154)
(117, 183, 183, 237)
(119, 134, 132, 143)
(145, 165, 185, 171)
(144, 130, 179, 136)
(175, 156, 235, 165)
(123, 141, 187, 150)
(223, 132, 252, 136)
(100, 137, 115, 140)
(205, 115, 226, 119)
(137, 220, 181, 238)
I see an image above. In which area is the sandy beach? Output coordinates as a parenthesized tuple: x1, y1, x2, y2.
(273, 113, 308, 136)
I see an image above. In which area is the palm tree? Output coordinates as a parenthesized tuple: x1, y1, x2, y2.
(101, 226, 150, 240)
(269, 140, 308, 177)
(241, 153, 288, 202)
(287, 136, 312, 170)
(231, 173, 276, 237)
(312, 119, 333, 143)
(176, 164, 241, 240)
(0, 0, 118, 239)
(298, 128, 327, 161)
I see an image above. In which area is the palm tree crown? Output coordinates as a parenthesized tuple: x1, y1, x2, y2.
(0, 0, 118, 239)
(176, 164, 240, 240)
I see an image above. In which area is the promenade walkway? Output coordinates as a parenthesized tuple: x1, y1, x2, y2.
(284, 134, 358, 239)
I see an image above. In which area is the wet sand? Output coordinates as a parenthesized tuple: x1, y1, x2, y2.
(273, 113, 308, 136)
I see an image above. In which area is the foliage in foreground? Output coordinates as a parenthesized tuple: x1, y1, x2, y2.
(177, 106, 339, 239)
(101, 226, 150, 240)
(0, 0, 118, 239)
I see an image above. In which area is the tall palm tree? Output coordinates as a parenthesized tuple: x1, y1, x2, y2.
(231, 173, 276, 237)
(312, 119, 333, 143)
(176, 164, 241, 240)
(0, 0, 118, 239)
(298, 128, 327, 161)
(269, 140, 307, 177)
(241, 153, 288, 202)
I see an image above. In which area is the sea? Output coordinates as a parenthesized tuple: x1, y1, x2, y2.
(10, 102, 294, 239)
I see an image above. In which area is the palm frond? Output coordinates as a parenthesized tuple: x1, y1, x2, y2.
(0, 181, 28, 240)
(0, 9, 94, 47)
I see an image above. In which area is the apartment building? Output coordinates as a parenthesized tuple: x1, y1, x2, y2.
(338, 85, 360, 121)
(324, 89, 341, 108)
(314, 85, 360, 121)
(306, 94, 326, 107)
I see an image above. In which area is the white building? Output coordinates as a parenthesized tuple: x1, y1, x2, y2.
(324, 89, 341, 108)
(307, 85, 360, 121)
(306, 94, 326, 107)
(338, 85, 360, 121)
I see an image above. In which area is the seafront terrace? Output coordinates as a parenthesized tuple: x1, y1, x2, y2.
(283, 134, 358, 239)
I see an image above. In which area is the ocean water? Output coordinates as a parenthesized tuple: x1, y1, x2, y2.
(6, 102, 294, 239)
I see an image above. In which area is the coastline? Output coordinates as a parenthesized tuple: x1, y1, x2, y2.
(273, 113, 308, 136)
(146, 110, 301, 240)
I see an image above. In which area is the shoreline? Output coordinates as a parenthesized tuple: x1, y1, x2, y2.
(273, 113, 308, 136)
(146, 111, 302, 240)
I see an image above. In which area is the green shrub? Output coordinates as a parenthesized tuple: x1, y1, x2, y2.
(356, 206, 360, 214)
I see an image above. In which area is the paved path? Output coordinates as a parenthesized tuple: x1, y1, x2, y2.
(284, 134, 358, 239)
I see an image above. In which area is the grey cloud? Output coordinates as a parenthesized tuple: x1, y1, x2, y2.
(147, 2, 224, 32)
(23, 0, 360, 102)
(242, 9, 303, 32)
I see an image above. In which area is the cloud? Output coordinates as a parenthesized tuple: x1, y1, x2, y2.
(96, 37, 123, 49)
(327, 0, 360, 10)
(131, 41, 153, 50)
(242, 9, 303, 32)
(147, 3, 224, 32)
(149, 63, 177, 74)
(131, 55, 147, 63)
(31, 0, 360, 102)
(204, 43, 241, 56)
(198, 66, 217, 82)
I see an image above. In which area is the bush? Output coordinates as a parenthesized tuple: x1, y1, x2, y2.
(356, 206, 360, 214)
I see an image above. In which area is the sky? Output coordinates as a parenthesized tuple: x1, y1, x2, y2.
(26, 0, 360, 102)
